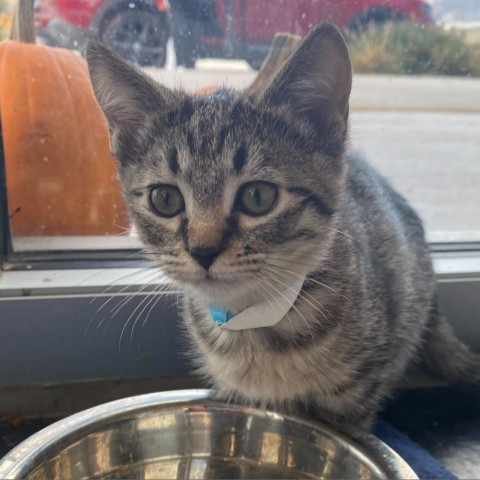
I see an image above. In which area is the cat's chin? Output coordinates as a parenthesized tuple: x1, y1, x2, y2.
(176, 275, 261, 312)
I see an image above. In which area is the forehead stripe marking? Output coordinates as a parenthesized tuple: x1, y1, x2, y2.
(288, 187, 334, 217)
(217, 125, 229, 153)
(233, 145, 247, 171)
(179, 99, 194, 122)
(186, 131, 195, 154)
(168, 148, 179, 174)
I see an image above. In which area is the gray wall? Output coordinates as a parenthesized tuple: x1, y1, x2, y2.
(0, 294, 191, 387)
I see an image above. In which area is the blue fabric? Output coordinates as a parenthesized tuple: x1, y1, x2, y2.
(374, 420, 457, 480)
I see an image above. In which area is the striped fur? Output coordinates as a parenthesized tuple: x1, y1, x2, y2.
(87, 23, 480, 430)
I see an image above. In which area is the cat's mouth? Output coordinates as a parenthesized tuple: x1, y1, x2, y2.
(196, 272, 246, 289)
(179, 270, 261, 310)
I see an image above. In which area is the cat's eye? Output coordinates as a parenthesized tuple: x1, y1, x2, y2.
(149, 185, 185, 218)
(237, 182, 278, 216)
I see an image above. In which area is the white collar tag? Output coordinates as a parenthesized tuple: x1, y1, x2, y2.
(217, 273, 306, 331)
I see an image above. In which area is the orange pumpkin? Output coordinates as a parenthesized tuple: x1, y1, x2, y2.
(0, 0, 128, 236)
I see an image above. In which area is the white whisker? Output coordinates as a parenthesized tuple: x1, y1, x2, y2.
(265, 267, 330, 323)
(138, 285, 175, 345)
(84, 268, 162, 340)
(261, 273, 316, 344)
(118, 286, 164, 353)
(130, 282, 174, 347)
(265, 260, 351, 302)
(261, 280, 299, 346)
(327, 226, 353, 239)
(87, 266, 155, 305)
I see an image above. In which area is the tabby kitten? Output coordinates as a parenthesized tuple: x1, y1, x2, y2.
(87, 23, 480, 428)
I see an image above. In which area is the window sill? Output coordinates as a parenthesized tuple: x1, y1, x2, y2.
(0, 250, 478, 389)
(1, 250, 479, 299)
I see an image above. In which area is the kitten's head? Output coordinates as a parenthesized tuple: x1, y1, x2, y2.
(86, 23, 352, 310)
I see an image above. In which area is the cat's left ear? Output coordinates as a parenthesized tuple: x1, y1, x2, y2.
(86, 39, 176, 155)
(259, 23, 352, 129)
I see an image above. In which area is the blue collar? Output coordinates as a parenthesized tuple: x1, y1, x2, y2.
(208, 304, 234, 325)
(205, 271, 307, 330)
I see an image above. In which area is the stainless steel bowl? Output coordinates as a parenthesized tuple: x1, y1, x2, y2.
(0, 389, 416, 479)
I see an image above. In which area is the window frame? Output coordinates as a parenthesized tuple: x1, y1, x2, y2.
(0, 131, 11, 263)
(1, 87, 480, 395)
(0, 3, 479, 429)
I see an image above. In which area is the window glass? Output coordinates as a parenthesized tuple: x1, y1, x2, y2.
(2, 0, 479, 252)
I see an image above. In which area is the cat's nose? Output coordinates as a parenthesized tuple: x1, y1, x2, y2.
(189, 245, 223, 270)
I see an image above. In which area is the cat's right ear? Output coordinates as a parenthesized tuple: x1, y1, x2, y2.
(86, 39, 174, 155)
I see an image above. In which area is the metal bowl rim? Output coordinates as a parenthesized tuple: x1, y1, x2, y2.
(0, 388, 417, 479)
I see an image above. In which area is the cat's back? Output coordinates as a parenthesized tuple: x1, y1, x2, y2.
(341, 150, 436, 331)
(344, 151, 428, 252)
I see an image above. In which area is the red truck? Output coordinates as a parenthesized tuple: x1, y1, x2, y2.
(35, 0, 433, 68)
(171, 0, 433, 68)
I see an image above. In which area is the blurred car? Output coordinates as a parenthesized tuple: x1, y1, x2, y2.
(170, 0, 434, 68)
(34, 0, 170, 67)
(35, 0, 433, 69)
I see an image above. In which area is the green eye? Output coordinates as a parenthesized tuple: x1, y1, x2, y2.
(149, 185, 185, 218)
(237, 182, 278, 216)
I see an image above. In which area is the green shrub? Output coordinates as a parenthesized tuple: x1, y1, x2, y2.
(347, 22, 480, 77)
